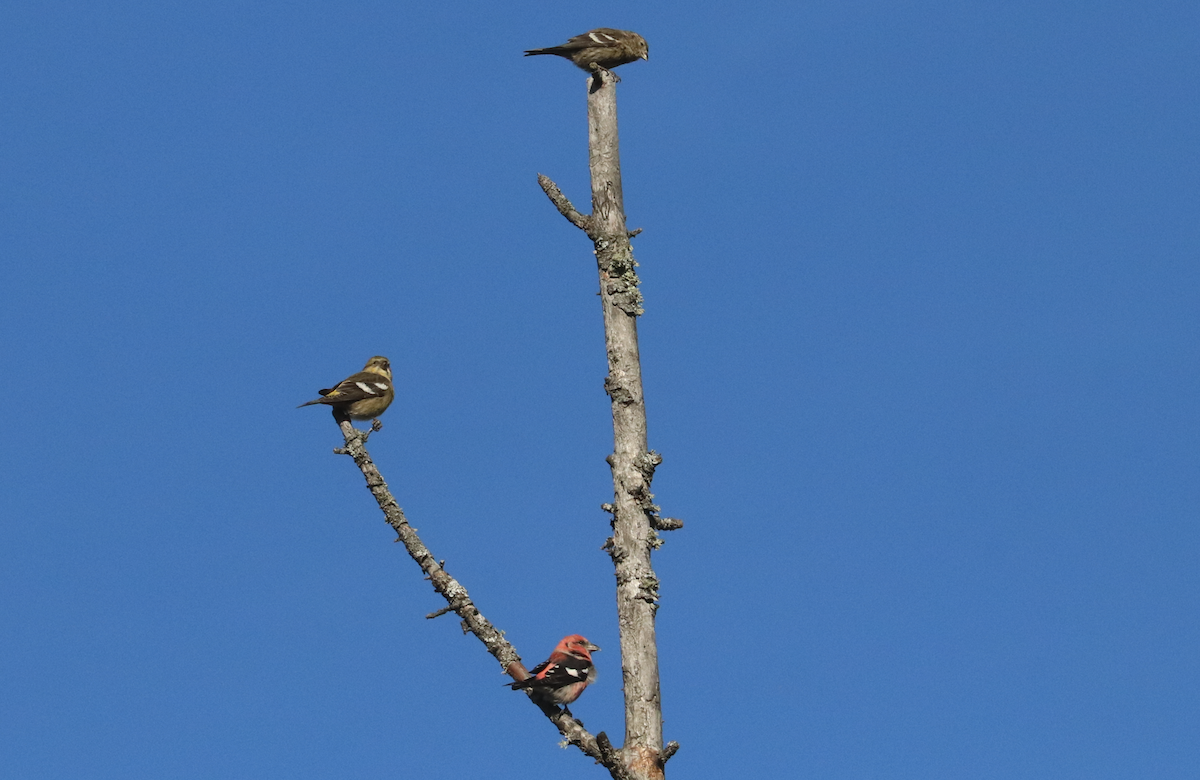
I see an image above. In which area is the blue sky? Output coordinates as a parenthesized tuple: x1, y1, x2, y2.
(3, 1, 1198, 777)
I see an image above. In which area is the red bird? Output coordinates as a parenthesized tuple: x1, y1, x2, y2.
(509, 635, 600, 711)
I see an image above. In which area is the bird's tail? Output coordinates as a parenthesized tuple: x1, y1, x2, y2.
(297, 387, 336, 408)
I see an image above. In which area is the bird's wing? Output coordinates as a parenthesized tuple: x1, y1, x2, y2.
(559, 29, 625, 51)
(508, 658, 551, 690)
(525, 656, 593, 690)
(317, 371, 393, 403)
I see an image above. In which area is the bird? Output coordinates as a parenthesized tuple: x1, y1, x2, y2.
(298, 356, 394, 428)
(524, 29, 648, 76)
(508, 634, 600, 714)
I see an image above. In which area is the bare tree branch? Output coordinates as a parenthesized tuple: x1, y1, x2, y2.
(331, 420, 617, 768)
(538, 173, 593, 233)
(537, 68, 680, 780)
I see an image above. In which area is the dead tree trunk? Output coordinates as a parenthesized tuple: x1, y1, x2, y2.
(538, 68, 682, 780)
(318, 68, 680, 780)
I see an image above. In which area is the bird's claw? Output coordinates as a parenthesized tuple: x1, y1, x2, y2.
(588, 63, 621, 83)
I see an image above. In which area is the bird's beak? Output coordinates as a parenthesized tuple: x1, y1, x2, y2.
(587, 642, 601, 652)
(641, 54, 649, 61)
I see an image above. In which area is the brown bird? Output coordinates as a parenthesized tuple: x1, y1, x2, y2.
(298, 356, 394, 428)
(524, 28, 649, 75)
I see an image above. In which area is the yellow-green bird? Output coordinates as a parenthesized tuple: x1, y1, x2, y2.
(298, 356, 394, 426)
(524, 28, 649, 72)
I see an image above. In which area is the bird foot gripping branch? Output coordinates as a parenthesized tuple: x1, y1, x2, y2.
(590, 63, 621, 84)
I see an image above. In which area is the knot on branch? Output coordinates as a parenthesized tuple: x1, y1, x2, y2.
(603, 375, 636, 406)
(638, 450, 663, 478)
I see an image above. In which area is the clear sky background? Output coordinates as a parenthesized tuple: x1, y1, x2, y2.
(3, 1, 1197, 778)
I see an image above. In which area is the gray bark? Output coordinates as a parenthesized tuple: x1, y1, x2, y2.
(331, 421, 615, 765)
(538, 69, 682, 780)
